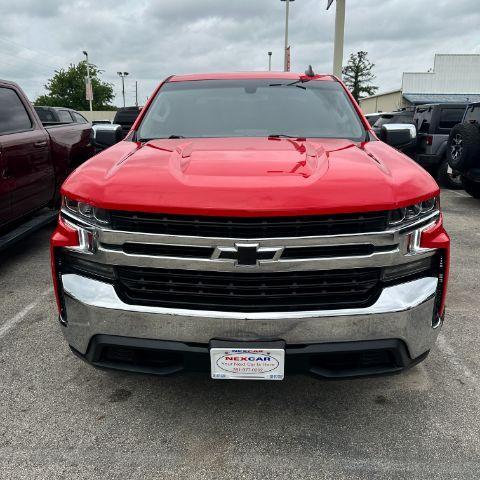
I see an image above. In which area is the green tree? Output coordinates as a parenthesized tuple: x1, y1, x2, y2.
(342, 51, 378, 102)
(34, 61, 116, 110)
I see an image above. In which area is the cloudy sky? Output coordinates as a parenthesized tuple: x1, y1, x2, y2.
(0, 0, 479, 106)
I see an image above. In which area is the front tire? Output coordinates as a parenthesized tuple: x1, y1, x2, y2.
(461, 176, 480, 199)
(437, 158, 462, 189)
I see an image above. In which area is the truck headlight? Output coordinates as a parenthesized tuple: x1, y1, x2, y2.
(388, 196, 439, 229)
(62, 196, 110, 226)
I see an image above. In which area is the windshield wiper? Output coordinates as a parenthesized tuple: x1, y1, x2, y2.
(138, 135, 185, 142)
(268, 134, 306, 140)
(268, 82, 307, 90)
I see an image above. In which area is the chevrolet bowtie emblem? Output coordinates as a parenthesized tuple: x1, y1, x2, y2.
(213, 243, 283, 266)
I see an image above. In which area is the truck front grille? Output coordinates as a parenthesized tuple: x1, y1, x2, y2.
(115, 266, 382, 312)
(109, 211, 389, 238)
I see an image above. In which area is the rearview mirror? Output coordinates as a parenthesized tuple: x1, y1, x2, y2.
(91, 124, 123, 152)
(380, 123, 416, 149)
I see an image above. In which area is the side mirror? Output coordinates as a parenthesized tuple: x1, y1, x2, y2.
(380, 123, 416, 149)
(91, 124, 123, 151)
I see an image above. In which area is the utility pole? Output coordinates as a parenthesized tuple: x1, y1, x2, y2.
(281, 0, 294, 72)
(268, 52, 272, 71)
(135, 81, 138, 107)
(327, 0, 346, 78)
(82, 50, 93, 111)
(117, 71, 129, 107)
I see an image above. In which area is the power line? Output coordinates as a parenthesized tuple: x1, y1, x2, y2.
(0, 50, 60, 73)
(0, 60, 52, 79)
(0, 36, 66, 68)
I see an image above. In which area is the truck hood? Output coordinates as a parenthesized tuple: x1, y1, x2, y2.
(63, 137, 439, 216)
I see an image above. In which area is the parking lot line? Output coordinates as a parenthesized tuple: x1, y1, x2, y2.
(448, 190, 470, 198)
(0, 288, 52, 339)
(436, 334, 477, 386)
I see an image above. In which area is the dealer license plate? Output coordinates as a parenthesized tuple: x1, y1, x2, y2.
(210, 348, 285, 380)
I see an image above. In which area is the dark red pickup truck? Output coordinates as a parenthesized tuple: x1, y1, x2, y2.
(0, 80, 93, 250)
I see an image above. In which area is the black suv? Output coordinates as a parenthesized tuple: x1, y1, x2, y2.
(113, 106, 142, 139)
(413, 103, 467, 188)
(447, 103, 480, 198)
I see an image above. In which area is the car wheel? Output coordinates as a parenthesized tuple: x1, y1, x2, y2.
(461, 176, 480, 199)
(447, 123, 480, 171)
(437, 158, 462, 189)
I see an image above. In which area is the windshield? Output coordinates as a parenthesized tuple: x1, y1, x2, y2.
(138, 79, 365, 141)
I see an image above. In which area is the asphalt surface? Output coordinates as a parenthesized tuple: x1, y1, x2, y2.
(0, 189, 479, 480)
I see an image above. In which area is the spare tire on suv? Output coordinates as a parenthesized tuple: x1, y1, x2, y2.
(447, 123, 480, 171)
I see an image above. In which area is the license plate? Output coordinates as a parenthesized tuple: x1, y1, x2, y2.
(210, 348, 285, 380)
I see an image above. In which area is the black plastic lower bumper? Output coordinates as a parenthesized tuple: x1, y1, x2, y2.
(71, 335, 429, 380)
(462, 168, 480, 182)
(415, 153, 442, 167)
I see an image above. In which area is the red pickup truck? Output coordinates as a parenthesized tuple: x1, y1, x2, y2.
(0, 80, 93, 250)
(51, 71, 450, 381)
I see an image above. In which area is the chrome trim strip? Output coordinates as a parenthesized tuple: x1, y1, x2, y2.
(97, 228, 399, 247)
(69, 244, 435, 272)
(62, 274, 438, 320)
(61, 209, 439, 271)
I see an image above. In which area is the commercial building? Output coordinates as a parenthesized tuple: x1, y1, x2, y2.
(360, 54, 480, 114)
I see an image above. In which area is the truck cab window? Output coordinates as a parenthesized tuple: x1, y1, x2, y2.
(57, 110, 73, 123)
(0, 88, 32, 135)
(36, 108, 57, 123)
(72, 112, 88, 124)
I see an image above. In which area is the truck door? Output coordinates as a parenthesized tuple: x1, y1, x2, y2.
(0, 147, 11, 227)
(0, 86, 55, 221)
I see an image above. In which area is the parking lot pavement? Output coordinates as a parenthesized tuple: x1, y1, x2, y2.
(0, 191, 479, 480)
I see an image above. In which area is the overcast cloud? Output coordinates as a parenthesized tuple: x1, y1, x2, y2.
(0, 0, 479, 106)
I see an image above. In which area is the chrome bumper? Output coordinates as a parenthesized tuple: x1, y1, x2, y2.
(61, 274, 440, 359)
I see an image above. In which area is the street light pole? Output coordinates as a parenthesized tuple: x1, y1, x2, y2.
(268, 51, 272, 71)
(117, 71, 129, 108)
(327, 0, 346, 78)
(333, 0, 345, 78)
(82, 50, 92, 112)
(284, 0, 289, 71)
(281, 0, 294, 72)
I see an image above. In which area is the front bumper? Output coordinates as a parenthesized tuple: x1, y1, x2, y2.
(72, 336, 429, 379)
(61, 273, 441, 377)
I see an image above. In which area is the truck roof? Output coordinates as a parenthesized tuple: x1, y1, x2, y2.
(0, 78, 20, 88)
(169, 72, 335, 82)
(35, 106, 77, 112)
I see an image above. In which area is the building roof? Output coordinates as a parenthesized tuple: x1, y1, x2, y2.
(403, 93, 480, 105)
(362, 54, 480, 104)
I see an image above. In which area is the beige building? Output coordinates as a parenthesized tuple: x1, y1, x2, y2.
(79, 110, 117, 122)
(360, 54, 480, 114)
(360, 89, 405, 114)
